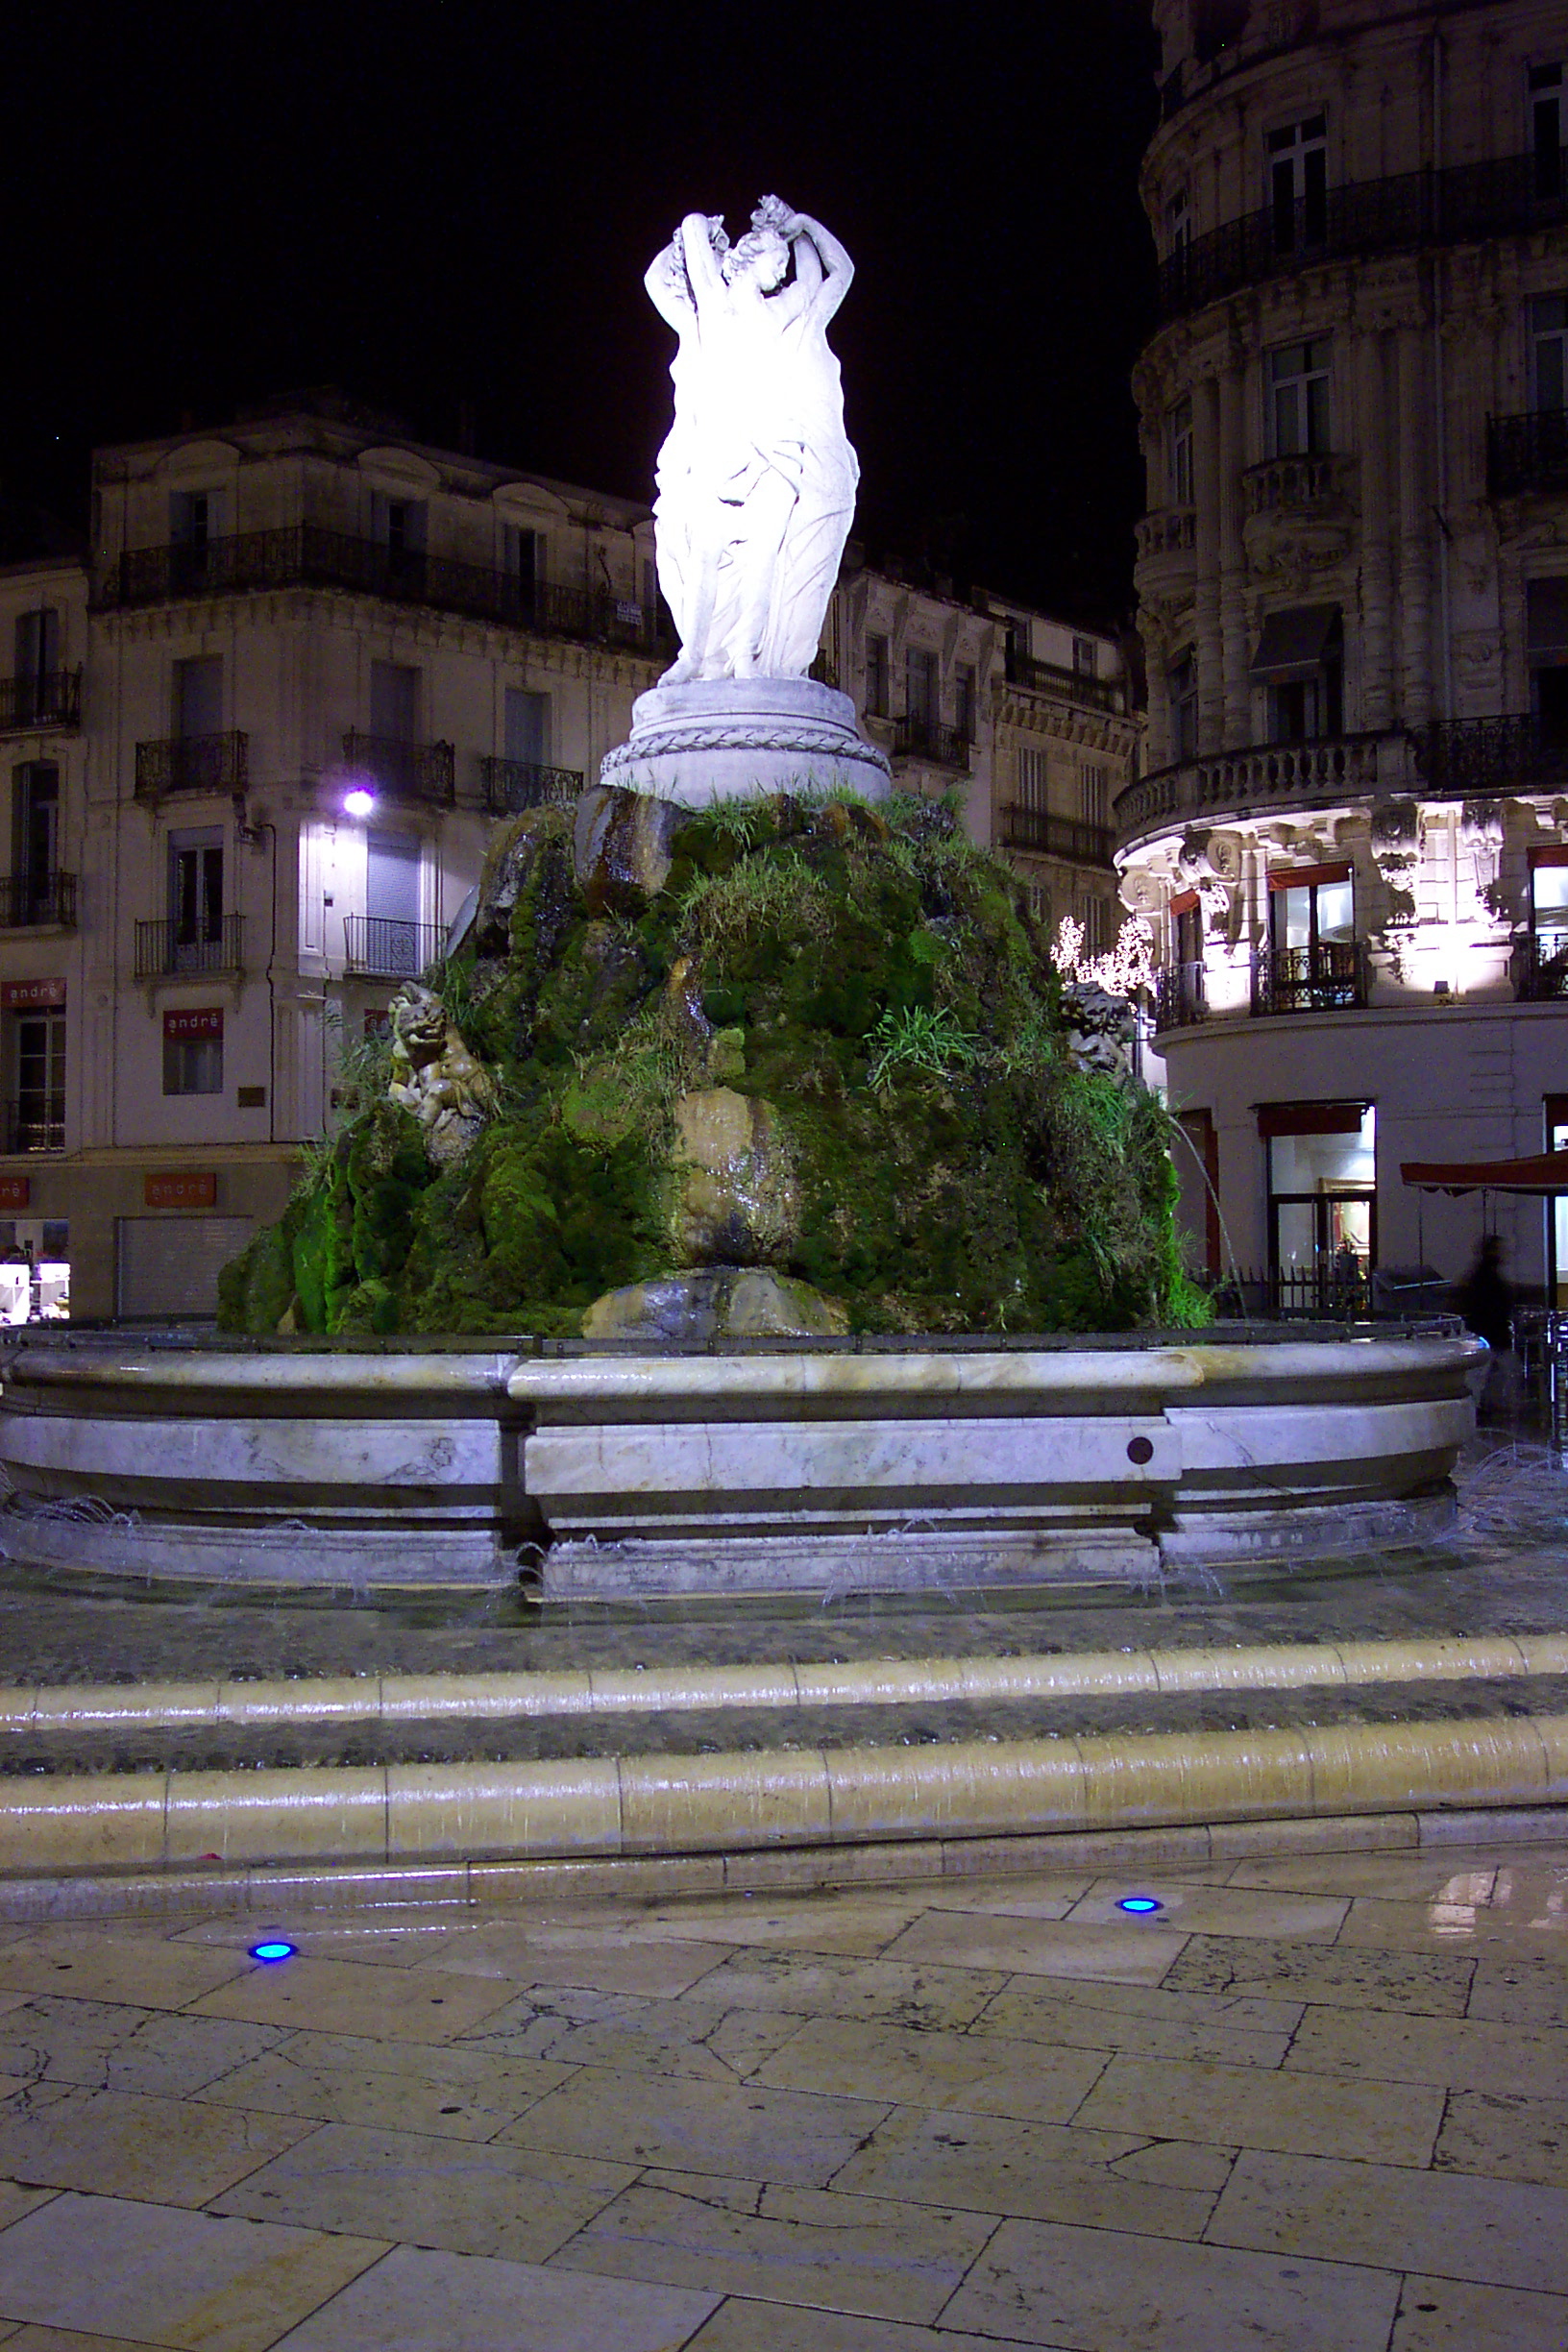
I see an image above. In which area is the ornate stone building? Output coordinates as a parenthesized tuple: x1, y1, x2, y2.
(1123, 0, 1568, 1302)
(0, 394, 1133, 1320)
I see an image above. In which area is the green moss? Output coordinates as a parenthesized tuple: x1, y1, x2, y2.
(223, 785, 1196, 1337)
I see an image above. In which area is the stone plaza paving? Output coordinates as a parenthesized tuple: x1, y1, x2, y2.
(0, 1838, 1556, 2348)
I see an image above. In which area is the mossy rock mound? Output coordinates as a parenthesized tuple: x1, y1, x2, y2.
(219, 789, 1208, 1338)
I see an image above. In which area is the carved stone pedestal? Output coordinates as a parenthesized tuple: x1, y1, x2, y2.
(600, 677, 891, 806)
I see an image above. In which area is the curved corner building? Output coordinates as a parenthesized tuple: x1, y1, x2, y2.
(1125, 0, 1568, 1308)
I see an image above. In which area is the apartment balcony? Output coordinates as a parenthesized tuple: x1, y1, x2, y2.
(889, 715, 972, 770)
(5, 1107, 63, 1156)
(1153, 960, 1207, 1033)
(341, 731, 455, 811)
(343, 916, 445, 979)
(1242, 453, 1354, 516)
(1158, 150, 1568, 323)
(134, 914, 244, 980)
(1513, 932, 1568, 1003)
(1251, 941, 1369, 1017)
(1116, 733, 1386, 844)
(95, 523, 674, 659)
(998, 806, 1115, 870)
(1134, 508, 1196, 564)
(1414, 713, 1568, 796)
(1486, 408, 1568, 500)
(0, 671, 82, 734)
(1001, 648, 1122, 715)
(134, 731, 249, 801)
(479, 756, 585, 817)
(0, 874, 76, 930)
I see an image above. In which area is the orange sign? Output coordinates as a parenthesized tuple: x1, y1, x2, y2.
(0, 1178, 30, 1210)
(144, 1173, 217, 1210)
(1, 978, 65, 1009)
(163, 1007, 223, 1040)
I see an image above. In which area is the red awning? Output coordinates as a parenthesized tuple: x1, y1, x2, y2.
(1401, 1151, 1568, 1196)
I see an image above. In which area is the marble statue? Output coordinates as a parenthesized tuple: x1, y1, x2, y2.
(646, 196, 858, 684)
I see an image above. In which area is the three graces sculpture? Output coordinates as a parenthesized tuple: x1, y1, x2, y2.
(646, 197, 858, 685)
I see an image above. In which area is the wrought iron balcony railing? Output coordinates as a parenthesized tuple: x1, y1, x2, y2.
(135, 731, 249, 800)
(134, 914, 244, 979)
(1414, 713, 1568, 796)
(1153, 960, 1208, 1033)
(5, 1106, 63, 1156)
(1486, 408, 1568, 499)
(479, 756, 585, 817)
(890, 715, 972, 769)
(1251, 940, 1368, 1017)
(998, 806, 1116, 869)
(1159, 151, 1568, 323)
(1514, 931, 1568, 1003)
(1116, 732, 1385, 841)
(96, 523, 674, 657)
(1002, 648, 1122, 714)
(0, 671, 82, 733)
(0, 873, 76, 929)
(341, 731, 455, 810)
(342, 916, 445, 979)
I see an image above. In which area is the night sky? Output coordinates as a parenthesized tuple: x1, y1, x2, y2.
(4, 2, 1160, 627)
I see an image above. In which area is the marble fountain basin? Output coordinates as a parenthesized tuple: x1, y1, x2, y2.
(0, 1325, 1481, 1596)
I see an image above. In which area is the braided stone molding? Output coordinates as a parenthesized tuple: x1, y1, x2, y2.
(603, 723, 889, 771)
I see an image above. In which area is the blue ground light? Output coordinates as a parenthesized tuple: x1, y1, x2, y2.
(249, 1940, 297, 1962)
(1116, 1897, 1164, 1915)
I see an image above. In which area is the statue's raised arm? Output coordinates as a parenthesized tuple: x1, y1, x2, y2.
(779, 206, 854, 327)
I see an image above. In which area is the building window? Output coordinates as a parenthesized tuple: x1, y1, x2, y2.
(1267, 111, 1327, 250)
(14, 610, 60, 719)
(174, 655, 223, 740)
(1267, 339, 1331, 455)
(1251, 605, 1343, 744)
(1526, 578, 1568, 742)
(955, 665, 976, 744)
(1164, 183, 1190, 256)
(1531, 62, 1564, 200)
(369, 659, 420, 743)
(170, 490, 215, 555)
(163, 1009, 223, 1097)
(1531, 296, 1568, 411)
(1271, 867, 1354, 956)
(1079, 765, 1110, 828)
(1532, 855, 1568, 952)
(1264, 1102, 1376, 1290)
(1017, 747, 1049, 813)
(169, 828, 224, 969)
(1548, 1091, 1568, 1307)
(905, 646, 937, 731)
(503, 526, 542, 617)
(12, 764, 59, 899)
(364, 826, 424, 977)
(865, 634, 890, 718)
(1079, 896, 1110, 956)
(1072, 636, 1097, 678)
(1168, 650, 1197, 760)
(9, 1009, 64, 1152)
(372, 495, 427, 584)
(1166, 396, 1194, 505)
(504, 687, 550, 769)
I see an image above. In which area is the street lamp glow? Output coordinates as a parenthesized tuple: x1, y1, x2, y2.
(343, 787, 377, 819)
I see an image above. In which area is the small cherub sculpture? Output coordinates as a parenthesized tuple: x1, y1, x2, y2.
(386, 983, 495, 1167)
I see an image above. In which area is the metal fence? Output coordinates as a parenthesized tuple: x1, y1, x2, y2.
(343, 916, 444, 978)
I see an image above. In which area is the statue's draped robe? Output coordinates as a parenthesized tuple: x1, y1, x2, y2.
(654, 276, 858, 680)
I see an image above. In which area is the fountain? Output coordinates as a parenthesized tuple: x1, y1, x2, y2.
(0, 199, 1480, 1600)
